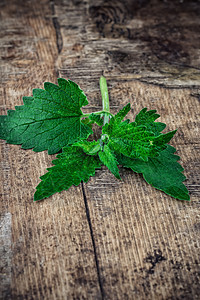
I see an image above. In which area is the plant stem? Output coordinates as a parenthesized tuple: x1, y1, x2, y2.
(82, 110, 104, 118)
(100, 76, 110, 125)
(81, 111, 113, 118)
(81, 77, 112, 124)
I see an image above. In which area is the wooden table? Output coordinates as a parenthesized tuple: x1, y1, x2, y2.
(0, 0, 199, 299)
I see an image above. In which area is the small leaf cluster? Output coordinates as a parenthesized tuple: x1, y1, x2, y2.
(0, 78, 190, 201)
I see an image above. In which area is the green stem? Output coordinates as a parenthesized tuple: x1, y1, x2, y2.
(81, 111, 113, 118)
(81, 77, 112, 124)
(82, 110, 104, 118)
(100, 76, 110, 125)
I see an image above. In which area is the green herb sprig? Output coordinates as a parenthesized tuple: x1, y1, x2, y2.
(0, 76, 190, 201)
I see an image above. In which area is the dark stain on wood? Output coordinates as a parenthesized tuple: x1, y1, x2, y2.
(50, 0, 63, 54)
(144, 249, 167, 275)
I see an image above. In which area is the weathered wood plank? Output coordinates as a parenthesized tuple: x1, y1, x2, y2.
(1, 0, 200, 299)
(55, 0, 200, 89)
(0, 1, 101, 299)
(84, 81, 200, 299)
(54, 0, 200, 299)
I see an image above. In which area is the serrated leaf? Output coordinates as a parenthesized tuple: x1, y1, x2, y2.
(135, 107, 166, 136)
(107, 126, 156, 161)
(103, 103, 130, 135)
(114, 103, 131, 123)
(89, 113, 104, 126)
(0, 78, 93, 154)
(98, 145, 121, 179)
(153, 130, 177, 148)
(103, 105, 177, 161)
(74, 140, 101, 155)
(34, 146, 102, 201)
(117, 145, 190, 201)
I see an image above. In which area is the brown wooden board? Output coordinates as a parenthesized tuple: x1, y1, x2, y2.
(0, 1, 100, 299)
(1, 0, 200, 299)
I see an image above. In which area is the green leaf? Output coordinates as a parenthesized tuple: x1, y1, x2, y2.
(98, 145, 121, 179)
(89, 113, 103, 126)
(135, 107, 166, 136)
(153, 130, 177, 148)
(107, 126, 156, 161)
(34, 146, 101, 201)
(114, 103, 131, 123)
(0, 79, 93, 154)
(74, 140, 101, 155)
(81, 117, 93, 128)
(103, 103, 130, 134)
(117, 145, 190, 201)
(103, 105, 177, 161)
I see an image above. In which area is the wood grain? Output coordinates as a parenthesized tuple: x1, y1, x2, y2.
(0, 0, 100, 299)
(84, 81, 200, 299)
(1, 0, 200, 299)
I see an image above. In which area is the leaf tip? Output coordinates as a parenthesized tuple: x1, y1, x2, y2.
(115, 174, 121, 180)
(182, 192, 190, 201)
(34, 191, 43, 202)
(44, 81, 53, 90)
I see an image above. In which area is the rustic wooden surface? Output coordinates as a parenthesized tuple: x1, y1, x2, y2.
(0, 0, 200, 299)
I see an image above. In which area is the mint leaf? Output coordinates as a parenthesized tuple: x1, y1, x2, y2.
(0, 79, 92, 154)
(117, 145, 190, 201)
(89, 113, 104, 126)
(0, 75, 190, 202)
(106, 125, 156, 161)
(103, 105, 176, 161)
(114, 103, 131, 123)
(81, 117, 93, 128)
(98, 145, 121, 179)
(135, 108, 166, 136)
(153, 130, 177, 148)
(75, 140, 120, 179)
(102, 103, 130, 134)
(34, 146, 101, 201)
(74, 140, 101, 155)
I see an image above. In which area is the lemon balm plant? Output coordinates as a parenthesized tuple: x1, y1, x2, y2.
(0, 76, 190, 201)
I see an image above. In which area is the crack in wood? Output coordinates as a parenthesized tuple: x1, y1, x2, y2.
(50, 0, 63, 54)
(81, 182, 105, 300)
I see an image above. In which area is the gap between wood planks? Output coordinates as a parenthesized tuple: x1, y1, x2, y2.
(50, 1, 105, 296)
(81, 182, 105, 300)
